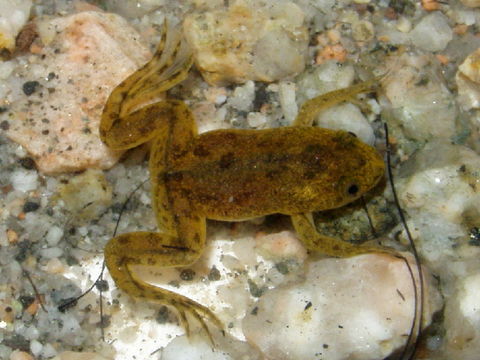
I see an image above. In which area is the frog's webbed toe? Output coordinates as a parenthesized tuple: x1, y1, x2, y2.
(171, 295, 224, 345)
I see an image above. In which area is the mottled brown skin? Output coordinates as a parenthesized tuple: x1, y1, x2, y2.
(99, 25, 387, 341)
(167, 127, 384, 220)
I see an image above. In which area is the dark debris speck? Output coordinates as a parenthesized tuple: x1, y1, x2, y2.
(208, 265, 221, 281)
(0, 120, 10, 130)
(275, 261, 289, 275)
(469, 227, 480, 246)
(248, 279, 266, 298)
(95, 279, 109, 292)
(18, 157, 36, 170)
(23, 201, 40, 213)
(156, 305, 171, 324)
(22, 80, 40, 96)
(180, 268, 196, 281)
(18, 295, 35, 309)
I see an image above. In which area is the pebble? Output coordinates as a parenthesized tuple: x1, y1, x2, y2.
(0, 0, 32, 51)
(461, 0, 480, 7)
(10, 169, 38, 192)
(382, 54, 456, 142)
(57, 168, 112, 221)
(410, 12, 453, 52)
(316, 102, 375, 145)
(52, 351, 110, 360)
(1, 11, 151, 174)
(9, 350, 34, 360)
(397, 139, 480, 359)
(456, 47, 480, 110)
(242, 253, 441, 360)
(255, 231, 307, 262)
(183, 0, 308, 85)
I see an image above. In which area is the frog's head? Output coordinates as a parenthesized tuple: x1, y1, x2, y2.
(329, 130, 385, 207)
(301, 129, 385, 210)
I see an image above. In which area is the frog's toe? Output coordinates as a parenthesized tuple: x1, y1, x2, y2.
(172, 297, 223, 345)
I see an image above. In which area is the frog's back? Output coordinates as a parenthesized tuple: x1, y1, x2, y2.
(164, 127, 384, 221)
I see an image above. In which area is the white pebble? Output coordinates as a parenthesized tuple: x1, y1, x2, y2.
(0, 0, 32, 51)
(410, 12, 453, 52)
(247, 112, 267, 128)
(40, 247, 63, 259)
(396, 16, 412, 33)
(228, 81, 255, 112)
(45, 226, 64, 246)
(278, 81, 298, 124)
(29, 340, 42, 357)
(316, 103, 375, 145)
(243, 254, 441, 360)
(10, 169, 38, 192)
(0, 60, 15, 80)
(460, 273, 480, 321)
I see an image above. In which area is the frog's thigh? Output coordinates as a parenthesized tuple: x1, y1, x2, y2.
(291, 213, 382, 257)
(149, 102, 198, 235)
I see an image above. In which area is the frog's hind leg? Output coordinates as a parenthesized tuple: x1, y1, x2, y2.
(104, 228, 223, 343)
(100, 22, 194, 150)
(104, 99, 221, 341)
(293, 78, 379, 127)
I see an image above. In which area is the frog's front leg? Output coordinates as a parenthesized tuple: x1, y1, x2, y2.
(291, 213, 393, 257)
(292, 78, 389, 257)
(294, 77, 378, 127)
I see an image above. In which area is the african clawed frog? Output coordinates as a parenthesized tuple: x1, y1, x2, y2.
(99, 25, 387, 338)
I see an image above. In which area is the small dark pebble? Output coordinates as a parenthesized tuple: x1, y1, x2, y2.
(18, 157, 36, 170)
(23, 201, 40, 213)
(253, 83, 269, 111)
(95, 279, 109, 292)
(14, 240, 31, 262)
(168, 280, 180, 288)
(275, 261, 289, 275)
(66, 255, 80, 266)
(180, 268, 196, 281)
(208, 265, 221, 281)
(250, 306, 258, 316)
(3, 334, 30, 352)
(0, 106, 8, 113)
(469, 227, 480, 246)
(23, 80, 40, 96)
(156, 305, 171, 324)
(248, 279, 266, 298)
(0, 120, 10, 130)
(18, 295, 35, 309)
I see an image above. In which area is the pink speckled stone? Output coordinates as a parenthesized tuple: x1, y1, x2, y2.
(4, 11, 151, 174)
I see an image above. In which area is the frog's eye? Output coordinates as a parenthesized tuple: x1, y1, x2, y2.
(347, 131, 357, 138)
(347, 183, 359, 196)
